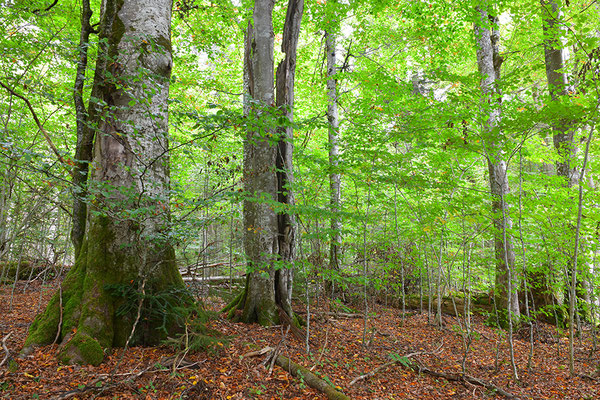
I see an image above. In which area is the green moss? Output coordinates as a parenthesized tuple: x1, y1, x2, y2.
(23, 295, 60, 349)
(0, 260, 43, 282)
(58, 332, 104, 366)
(256, 298, 278, 326)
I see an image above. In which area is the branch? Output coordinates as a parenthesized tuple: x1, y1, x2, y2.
(350, 341, 519, 399)
(0, 81, 73, 176)
(349, 349, 430, 386)
(275, 353, 350, 400)
(32, 0, 60, 14)
(0, 332, 12, 367)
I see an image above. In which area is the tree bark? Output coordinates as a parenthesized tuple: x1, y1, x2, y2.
(23, 0, 185, 365)
(227, 0, 303, 326)
(71, 0, 95, 260)
(326, 31, 342, 284)
(473, 6, 519, 320)
(540, 0, 589, 322)
(542, 0, 578, 185)
(275, 0, 303, 319)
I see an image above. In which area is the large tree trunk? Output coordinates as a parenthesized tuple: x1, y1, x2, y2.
(326, 31, 342, 285)
(227, 0, 303, 326)
(275, 0, 303, 319)
(23, 0, 185, 365)
(473, 7, 519, 321)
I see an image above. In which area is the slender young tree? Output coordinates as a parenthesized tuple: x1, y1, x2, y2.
(326, 30, 342, 291)
(71, 0, 94, 259)
(23, 0, 185, 365)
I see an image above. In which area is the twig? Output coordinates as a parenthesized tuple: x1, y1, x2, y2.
(124, 278, 146, 350)
(266, 325, 290, 375)
(55, 358, 201, 400)
(311, 324, 330, 371)
(0, 81, 72, 174)
(349, 349, 426, 386)
(52, 286, 63, 345)
(0, 332, 12, 367)
(350, 340, 519, 399)
(241, 346, 274, 359)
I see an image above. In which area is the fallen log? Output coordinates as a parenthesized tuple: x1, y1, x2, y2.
(182, 275, 244, 283)
(274, 354, 351, 400)
(244, 346, 350, 400)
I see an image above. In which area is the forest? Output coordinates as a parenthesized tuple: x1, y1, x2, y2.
(0, 0, 599, 398)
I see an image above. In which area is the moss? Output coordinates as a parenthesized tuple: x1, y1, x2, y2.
(58, 332, 104, 366)
(0, 260, 43, 282)
(23, 295, 60, 350)
(222, 290, 244, 315)
(23, 252, 88, 352)
(256, 297, 278, 326)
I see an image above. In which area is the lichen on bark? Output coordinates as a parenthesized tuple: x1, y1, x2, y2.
(22, 0, 185, 365)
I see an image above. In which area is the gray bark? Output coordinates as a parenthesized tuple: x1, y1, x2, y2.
(70, 0, 94, 260)
(236, 0, 303, 325)
(473, 7, 519, 319)
(542, 0, 578, 186)
(275, 0, 303, 318)
(326, 31, 342, 274)
(241, 0, 279, 326)
(24, 0, 184, 365)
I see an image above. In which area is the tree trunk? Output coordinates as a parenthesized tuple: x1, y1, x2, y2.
(473, 7, 519, 321)
(70, 0, 95, 260)
(542, 0, 578, 185)
(326, 31, 342, 289)
(23, 0, 185, 365)
(275, 0, 303, 319)
(227, 0, 303, 326)
(540, 0, 590, 321)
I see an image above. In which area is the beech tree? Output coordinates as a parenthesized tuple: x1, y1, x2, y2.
(326, 31, 342, 284)
(22, 0, 185, 365)
(225, 0, 304, 325)
(473, 5, 519, 321)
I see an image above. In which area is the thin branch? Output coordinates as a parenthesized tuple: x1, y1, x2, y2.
(32, 0, 60, 14)
(0, 332, 12, 367)
(0, 81, 72, 176)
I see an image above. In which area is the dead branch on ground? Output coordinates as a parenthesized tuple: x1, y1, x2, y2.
(350, 340, 519, 399)
(0, 332, 12, 367)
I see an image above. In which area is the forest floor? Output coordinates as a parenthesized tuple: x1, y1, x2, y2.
(1, 278, 600, 400)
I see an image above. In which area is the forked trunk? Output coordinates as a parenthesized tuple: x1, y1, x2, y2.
(23, 0, 185, 365)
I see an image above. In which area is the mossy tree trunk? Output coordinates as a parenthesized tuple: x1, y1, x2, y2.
(227, 0, 303, 326)
(23, 0, 185, 365)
